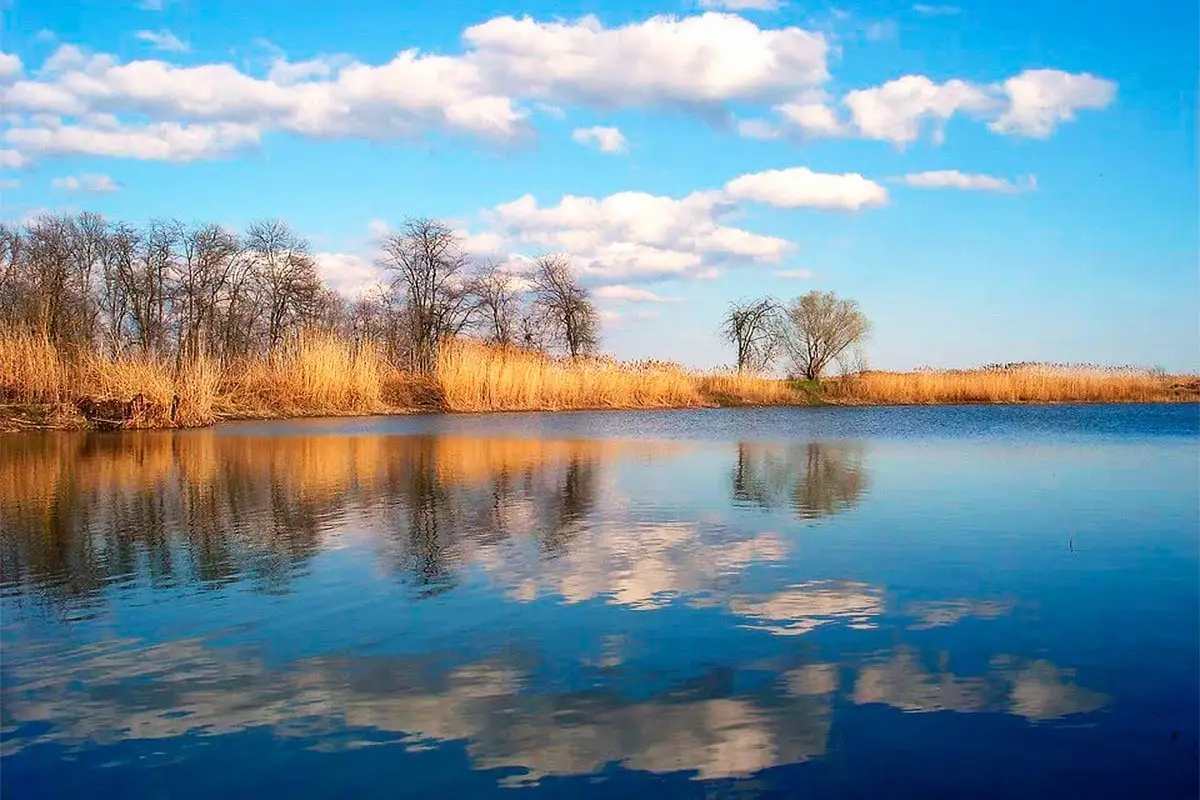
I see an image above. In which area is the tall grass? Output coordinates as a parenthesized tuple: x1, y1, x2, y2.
(218, 332, 385, 419)
(829, 366, 1187, 404)
(436, 340, 702, 411)
(1, 325, 1194, 431)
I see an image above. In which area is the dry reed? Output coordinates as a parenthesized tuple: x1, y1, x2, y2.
(2, 325, 1194, 431)
(830, 367, 1190, 404)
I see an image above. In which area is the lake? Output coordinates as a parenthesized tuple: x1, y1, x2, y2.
(2, 405, 1198, 798)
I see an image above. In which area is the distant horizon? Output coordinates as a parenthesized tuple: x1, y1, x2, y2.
(1, 0, 1196, 372)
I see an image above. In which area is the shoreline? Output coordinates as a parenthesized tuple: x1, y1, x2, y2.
(4, 396, 1197, 434)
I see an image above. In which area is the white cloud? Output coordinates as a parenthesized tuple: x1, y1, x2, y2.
(698, 0, 781, 10)
(489, 188, 790, 283)
(724, 167, 888, 210)
(774, 269, 814, 279)
(593, 285, 680, 302)
(775, 101, 844, 137)
(843, 75, 993, 144)
(0, 52, 22, 81)
(135, 29, 190, 53)
(42, 45, 86, 73)
(51, 173, 122, 193)
(0, 149, 28, 169)
(990, 69, 1116, 138)
(313, 251, 386, 296)
(0, 178, 19, 190)
(6, 121, 260, 161)
(913, 4, 961, 15)
(899, 170, 1033, 193)
(138, 0, 166, 9)
(34, 30, 57, 43)
(571, 125, 627, 153)
(463, 12, 829, 108)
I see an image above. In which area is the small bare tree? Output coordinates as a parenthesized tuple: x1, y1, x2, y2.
(780, 291, 871, 381)
(721, 297, 782, 373)
(378, 218, 476, 373)
(530, 254, 599, 358)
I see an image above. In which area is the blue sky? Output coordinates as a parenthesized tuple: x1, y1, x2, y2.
(1, 0, 1196, 370)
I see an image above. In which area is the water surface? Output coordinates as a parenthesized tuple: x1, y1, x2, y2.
(2, 405, 1197, 797)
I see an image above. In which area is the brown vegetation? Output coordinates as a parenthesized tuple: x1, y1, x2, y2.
(826, 366, 1197, 404)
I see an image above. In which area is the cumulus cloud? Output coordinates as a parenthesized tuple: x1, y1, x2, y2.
(135, 29, 190, 53)
(0, 178, 19, 190)
(774, 269, 814, 279)
(463, 13, 829, 108)
(313, 251, 386, 296)
(899, 170, 1033, 193)
(6, 121, 260, 161)
(912, 4, 961, 15)
(571, 125, 627, 153)
(42, 44, 86, 73)
(724, 167, 888, 210)
(989, 69, 1116, 138)
(51, 173, 121, 193)
(843, 75, 994, 144)
(776, 101, 845, 137)
(474, 165, 883, 285)
(593, 285, 680, 302)
(0, 15, 1112, 162)
(0, 52, 22, 81)
(0, 149, 28, 169)
(489, 189, 789, 282)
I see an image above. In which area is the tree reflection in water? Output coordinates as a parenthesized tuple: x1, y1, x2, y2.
(732, 441, 869, 520)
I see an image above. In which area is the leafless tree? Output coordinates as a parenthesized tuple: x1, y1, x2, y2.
(174, 223, 241, 361)
(245, 219, 322, 354)
(720, 297, 782, 373)
(530, 254, 599, 358)
(779, 291, 871, 381)
(473, 261, 524, 346)
(377, 218, 476, 373)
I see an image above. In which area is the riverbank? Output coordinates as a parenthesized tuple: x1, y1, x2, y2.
(1, 330, 1195, 431)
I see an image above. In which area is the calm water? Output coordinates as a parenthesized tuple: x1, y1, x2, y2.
(2, 405, 1197, 798)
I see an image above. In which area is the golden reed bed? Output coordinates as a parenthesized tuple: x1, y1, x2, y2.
(0, 328, 1194, 430)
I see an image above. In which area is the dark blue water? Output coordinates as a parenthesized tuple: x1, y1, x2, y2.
(2, 405, 1197, 798)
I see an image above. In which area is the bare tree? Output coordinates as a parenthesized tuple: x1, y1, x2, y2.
(377, 218, 475, 373)
(245, 219, 322, 354)
(530, 254, 599, 358)
(473, 261, 524, 346)
(175, 223, 241, 361)
(721, 297, 782, 373)
(779, 291, 871, 381)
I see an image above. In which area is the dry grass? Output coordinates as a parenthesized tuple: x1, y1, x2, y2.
(829, 366, 1193, 404)
(2, 326, 1194, 431)
(217, 332, 386, 419)
(436, 340, 703, 411)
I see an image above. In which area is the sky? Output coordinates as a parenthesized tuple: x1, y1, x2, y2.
(0, 0, 1196, 371)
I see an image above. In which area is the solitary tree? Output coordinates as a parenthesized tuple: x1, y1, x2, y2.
(530, 254, 599, 358)
(720, 297, 782, 372)
(779, 291, 870, 381)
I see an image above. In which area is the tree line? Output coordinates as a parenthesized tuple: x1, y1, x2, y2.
(2, 211, 869, 380)
(0, 213, 600, 373)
